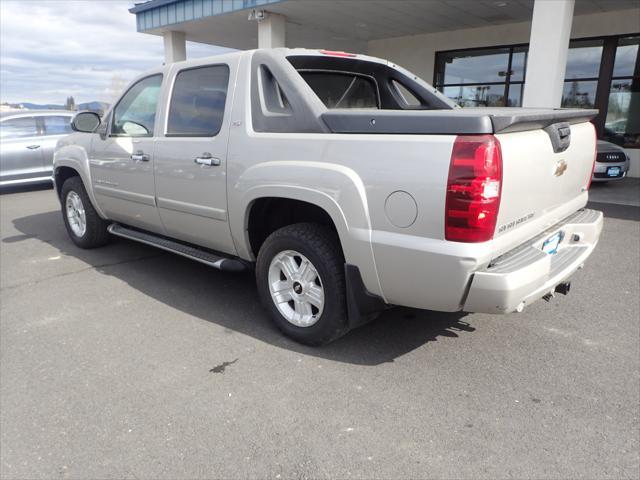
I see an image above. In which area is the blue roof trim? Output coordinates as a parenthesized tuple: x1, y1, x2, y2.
(129, 0, 284, 31)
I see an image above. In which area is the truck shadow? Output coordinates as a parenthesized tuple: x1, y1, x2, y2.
(9, 210, 475, 366)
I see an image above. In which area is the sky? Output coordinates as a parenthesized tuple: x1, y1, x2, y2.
(0, 0, 230, 105)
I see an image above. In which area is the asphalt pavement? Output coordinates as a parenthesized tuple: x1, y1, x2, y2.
(1, 185, 638, 479)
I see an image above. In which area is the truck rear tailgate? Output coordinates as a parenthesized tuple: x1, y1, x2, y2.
(492, 121, 596, 258)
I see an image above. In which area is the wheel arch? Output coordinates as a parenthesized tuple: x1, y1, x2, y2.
(234, 184, 383, 299)
(246, 196, 343, 259)
(54, 143, 107, 219)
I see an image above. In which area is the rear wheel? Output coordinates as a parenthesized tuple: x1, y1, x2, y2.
(61, 176, 110, 249)
(256, 223, 349, 345)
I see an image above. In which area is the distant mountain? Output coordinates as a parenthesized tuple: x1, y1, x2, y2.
(12, 101, 109, 112)
(20, 102, 65, 110)
(78, 101, 110, 112)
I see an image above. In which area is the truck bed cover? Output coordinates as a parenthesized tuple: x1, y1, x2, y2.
(321, 108, 598, 135)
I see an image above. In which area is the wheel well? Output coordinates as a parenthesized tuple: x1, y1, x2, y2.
(248, 198, 340, 257)
(54, 166, 80, 198)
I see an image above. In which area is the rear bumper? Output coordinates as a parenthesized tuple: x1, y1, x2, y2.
(463, 209, 603, 314)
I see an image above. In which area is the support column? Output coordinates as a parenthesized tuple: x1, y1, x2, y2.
(522, 0, 575, 108)
(257, 12, 286, 49)
(163, 31, 186, 64)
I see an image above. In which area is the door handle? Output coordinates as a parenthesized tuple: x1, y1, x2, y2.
(26, 145, 40, 150)
(194, 153, 220, 167)
(131, 151, 150, 162)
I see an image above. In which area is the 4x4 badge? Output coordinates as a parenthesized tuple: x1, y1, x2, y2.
(554, 159, 568, 176)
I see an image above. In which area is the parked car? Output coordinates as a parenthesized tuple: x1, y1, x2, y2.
(53, 49, 603, 345)
(0, 110, 73, 187)
(592, 139, 630, 182)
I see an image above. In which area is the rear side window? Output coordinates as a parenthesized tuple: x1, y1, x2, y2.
(43, 116, 72, 135)
(299, 71, 379, 109)
(0, 117, 39, 139)
(112, 74, 163, 137)
(167, 65, 230, 136)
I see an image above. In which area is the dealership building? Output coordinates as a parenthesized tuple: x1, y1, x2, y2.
(129, 0, 640, 176)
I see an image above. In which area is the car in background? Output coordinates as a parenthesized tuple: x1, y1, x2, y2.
(0, 110, 74, 187)
(592, 139, 630, 182)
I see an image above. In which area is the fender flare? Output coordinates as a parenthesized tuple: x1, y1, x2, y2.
(54, 143, 107, 219)
(229, 161, 385, 298)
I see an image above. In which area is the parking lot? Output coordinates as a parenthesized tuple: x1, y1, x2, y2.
(1, 183, 638, 479)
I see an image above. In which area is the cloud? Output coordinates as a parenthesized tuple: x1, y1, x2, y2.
(0, 0, 230, 105)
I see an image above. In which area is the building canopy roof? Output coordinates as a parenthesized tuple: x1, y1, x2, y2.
(129, 0, 639, 51)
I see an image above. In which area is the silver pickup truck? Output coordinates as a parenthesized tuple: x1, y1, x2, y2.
(54, 48, 603, 345)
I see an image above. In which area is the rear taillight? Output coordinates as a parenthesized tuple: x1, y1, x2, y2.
(587, 122, 597, 191)
(445, 135, 503, 243)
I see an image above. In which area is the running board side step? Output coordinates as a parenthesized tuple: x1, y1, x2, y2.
(108, 224, 248, 272)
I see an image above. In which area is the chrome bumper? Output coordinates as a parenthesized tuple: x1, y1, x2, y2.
(463, 209, 603, 314)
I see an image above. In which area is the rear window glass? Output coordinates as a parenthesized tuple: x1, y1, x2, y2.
(299, 71, 379, 109)
(167, 65, 230, 136)
(43, 116, 72, 135)
(392, 80, 421, 106)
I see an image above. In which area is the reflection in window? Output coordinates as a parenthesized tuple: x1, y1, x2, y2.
(43, 116, 72, 135)
(561, 80, 598, 108)
(443, 85, 505, 107)
(435, 46, 524, 108)
(507, 84, 523, 107)
(603, 36, 639, 148)
(510, 48, 528, 82)
(612, 36, 639, 77)
(0, 117, 38, 139)
(112, 75, 163, 137)
(167, 65, 230, 136)
(565, 39, 603, 79)
(605, 86, 640, 149)
(440, 48, 511, 84)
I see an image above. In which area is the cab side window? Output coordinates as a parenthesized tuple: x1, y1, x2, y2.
(112, 75, 163, 137)
(167, 65, 230, 137)
(0, 117, 39, 139)
(43, 116, 73, 136)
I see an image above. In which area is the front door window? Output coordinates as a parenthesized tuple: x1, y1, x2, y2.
(111, 75, 163, 137)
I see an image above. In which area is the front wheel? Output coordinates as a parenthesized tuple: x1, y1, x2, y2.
(256, 223, 349, 345)
(61, 176, 110, 249)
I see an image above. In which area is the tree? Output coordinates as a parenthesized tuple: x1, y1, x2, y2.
(65, 96, 76, 111)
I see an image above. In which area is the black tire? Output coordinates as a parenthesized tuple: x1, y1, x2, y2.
(60, 176, 110, 249)
(256, 223, 349, 345)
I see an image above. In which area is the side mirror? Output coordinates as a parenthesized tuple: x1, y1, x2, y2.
(71, 111, 101, 133)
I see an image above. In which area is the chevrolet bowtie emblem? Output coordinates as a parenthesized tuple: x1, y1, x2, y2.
(554, 159, 568, 177)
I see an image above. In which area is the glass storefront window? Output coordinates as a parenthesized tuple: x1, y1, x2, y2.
(561, 80, 598, 108)
(565, 39, 603, 79)
(510, 48, 528, 82)
(507, 84, 523, 107)
(440, 48, 511, 84)
(435, 35, 639, 147)
(603, 36, 639, 148)
(443, 84, 505, 107)
(604, 82, 639, 148)
(613, 36, 639, 77)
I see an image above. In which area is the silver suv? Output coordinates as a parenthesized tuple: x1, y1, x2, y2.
(0, 110, 73, 187)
